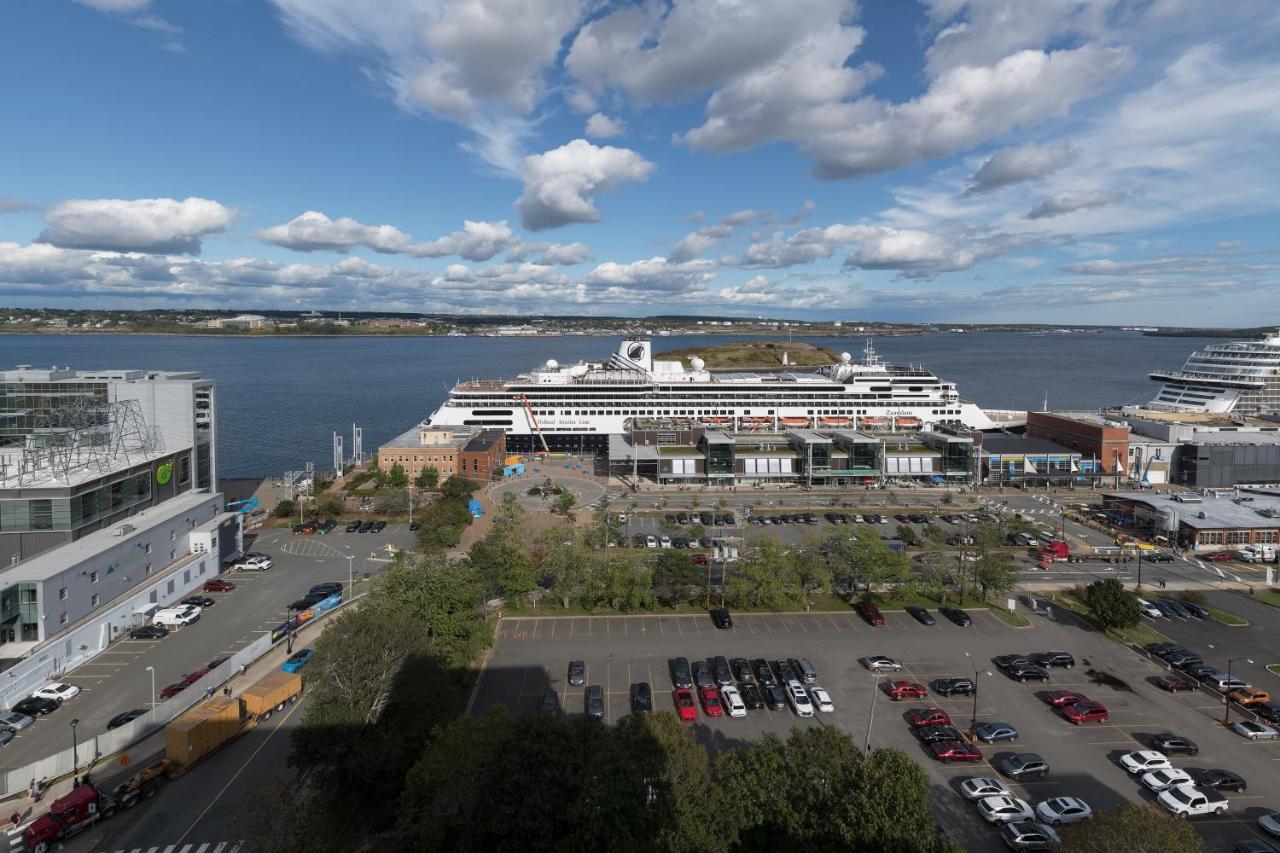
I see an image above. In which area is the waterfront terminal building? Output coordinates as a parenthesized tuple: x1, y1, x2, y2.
(0, 366, 241, 709)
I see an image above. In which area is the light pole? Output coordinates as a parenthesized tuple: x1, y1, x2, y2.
(346, 554, 354, 596)
(146, 665, 156, 709)
(408, 485, 414, 526)
(865, 674, 883, 752)
(70, 718, 79, 784)
(1208, 646, 1253, 725)
(964, 652, 992, 733)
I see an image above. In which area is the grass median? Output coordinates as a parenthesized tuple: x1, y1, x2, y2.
(1208, 607, 1249, 627)
(1050, 591, 1170, 646)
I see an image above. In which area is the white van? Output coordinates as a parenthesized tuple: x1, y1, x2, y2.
(786, 680, 814, 717)
(153, 605, 201, 627)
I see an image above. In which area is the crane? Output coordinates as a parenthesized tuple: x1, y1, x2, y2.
(521, 393, 550, 455)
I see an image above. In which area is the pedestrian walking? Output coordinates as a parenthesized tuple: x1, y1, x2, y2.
(239, 663, 247, 678)
(205, 685, 214, 700)
(26, 779, 34, 800)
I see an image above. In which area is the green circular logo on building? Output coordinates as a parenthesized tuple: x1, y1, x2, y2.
(156, 461, 173, 485)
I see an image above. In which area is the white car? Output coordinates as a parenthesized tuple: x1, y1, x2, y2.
(809, 686, 834, 713)
(864, 655, 904, 673)
(1141, 768, 1193, 792)
(1136, 598, 1163, 618)
(1232, 720, 1279, 741)
(153, 605, 201, 627)
(659, 536, 672, 548)
(721, 685, 747, 718)
(786, 682, 814, 718)
(978, 795, 1034, 824)
(1035, 797, 1093, 826)
(1120, 750, 1171, 775)
(645, 535, 658, 549)
(960, 777, 1010, 802)
(235, 554, 272, 571)
(32, 683, 80, 703)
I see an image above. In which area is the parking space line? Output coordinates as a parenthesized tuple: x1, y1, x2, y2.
(550, 620, 557, 638)
(825, 614, 842, 632)
(530, 620, 539, 639)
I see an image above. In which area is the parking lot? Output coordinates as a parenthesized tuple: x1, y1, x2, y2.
(475, 606, 1280, 851)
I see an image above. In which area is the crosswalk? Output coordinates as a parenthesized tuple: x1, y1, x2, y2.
(6, 836, 239, 853)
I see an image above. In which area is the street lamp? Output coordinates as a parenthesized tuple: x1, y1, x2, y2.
(346, 554, 354, 596)
(145, 665, 156, 709)
(70, 718, 79, 784)
(1208, 646, 1253, 724)
(964, 652, 993, 732)
(865, 674, 883, 752)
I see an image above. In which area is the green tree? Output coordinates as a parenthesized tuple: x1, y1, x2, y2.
(652, 550, 701, 606)
(1052, 803, 1205, 852)
(414, 466, 440, 490)
(372, 556, 491, 666)
(314, 493, 345, 517)
(273, 498, 296, 518)
(387, 463, 409, 488)
(373, 486, 410, 514)
(728, 537, 797, 610)
(553, 492, 577, 515)
(975, 552, 1018, 600)
(895, 523, 921, 546)
(441, 475, 478, 500)
(1084, 578, 1141, 631)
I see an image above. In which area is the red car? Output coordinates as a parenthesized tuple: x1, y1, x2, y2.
(1044, 690, 1088, 708)
(674, 688, 697, 722)
(907, 708, 952, 728)
(1063, 700, 1108, 724)
(160, 682, 189, 699)
(699, 686, 724, 718)
(885, 681, 928, 700)
(930, 741, 983, 762)
(1205, 551, 1235, 562)
(1157, 674, 1196, 692)
(856, 602, 886, 626)
(203, 578, 236, 592)
(692, 553, 708, 567)
(182, 666, 211, 685)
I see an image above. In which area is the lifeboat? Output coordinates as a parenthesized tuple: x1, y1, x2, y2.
(859, 417, 888, 428)
(780, 417, 810, 427)
(741, 417, 771, 424)
(820, 417, 851, 427)
(895, 417, 922, 428)
(702, 416, 732, 425)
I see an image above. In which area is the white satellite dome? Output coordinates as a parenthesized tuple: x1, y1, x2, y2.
(690, 356, 705, 371)
(840, 352, 852, 363)
(569, 363, 589, 377)
(545, 358, 559, 370)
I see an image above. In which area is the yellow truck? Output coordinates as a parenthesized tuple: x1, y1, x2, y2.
(165, 671, 302, 776)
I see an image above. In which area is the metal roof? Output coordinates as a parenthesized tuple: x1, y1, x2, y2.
(1106, 491, 1280, 529)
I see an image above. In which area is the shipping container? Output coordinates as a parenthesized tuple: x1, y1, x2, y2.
(240, 670, 303, 719)
(165, 697, 245, 771)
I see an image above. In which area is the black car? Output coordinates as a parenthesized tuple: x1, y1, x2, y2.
(1171, 655, 1205, 672)
(309, 583, 343, 597)
(905, 605, 935, 625)
(934, 677, 976, 697)
(692, 660, 713, 689)
(1181, 601, 1210, 619)
(207, 656, 230, 670)
(731, 658, 753, 682)
(670, 657, 692, 689)
(409, 522, 421, 532)
(373, 521, 387, 532)
(676, 513, 690, 525)
(739, 682, 765, 710)
(181, 595, 216, 608)
(751, 659, 777, 687)
(1145, 552, 1174, 563)
(1256, 701, 1280, 724)
(664, 514, 676, 524)
(1164, 650, 1200, 666)
(358, 522, 374, 533)
(630, 682, 653, 714)
(1007, 664, 1050, 683)
(13, 697, 58, 717)
(1031, 652, 1075, 669)
(1192, 768, 1246, 792)
(289, 593, 328, 611)
(1150, 732, 1199, 755)
(939, 607, 972, 626)
(568, 660, 587, 686)
(763, 684, 788, 710)
(129, 625, 169, 640)
(585, 685, 605, 719)
(773, 659, 797, 683)
(345, 520, 362, 532)
(107, 709, 148, 730)
(917, 725, 966, 743)
(711, 656, 733, 686)
(710, 607, 733, 629)
(995, 655, 1031, 671)
(541, 690, 560, 718)
(1185, 662, 1217, 680)
(1148, 642, 1185, 658)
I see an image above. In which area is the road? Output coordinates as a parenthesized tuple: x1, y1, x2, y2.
(0, 523, 412, 776)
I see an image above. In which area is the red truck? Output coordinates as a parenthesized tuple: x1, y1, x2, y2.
(24, 764, 167, 851)
(1038, 540, 1069, 567)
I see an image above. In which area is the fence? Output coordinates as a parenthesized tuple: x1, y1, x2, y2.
(0, 633, 274, 796)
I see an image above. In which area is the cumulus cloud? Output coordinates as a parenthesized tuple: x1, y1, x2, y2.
(1026, 190, 1127, 219)
(963, 141, 1079, 195)
(37, 197, 235, 255)
(841, 225, 979, 277)
(515, 139, 654, 231)
(411, 219, 519, 261)
(585, 113, 626, 139)
(257, 210, 414, 254)
(0, 197, 37, 214)
(582, 257, 715, 292)
(269, 0, 588, 173)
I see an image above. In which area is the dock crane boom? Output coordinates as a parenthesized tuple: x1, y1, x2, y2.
(521, 393, 550, 454)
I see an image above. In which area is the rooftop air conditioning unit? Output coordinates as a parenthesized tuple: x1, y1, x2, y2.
(112, 524, 137, 537)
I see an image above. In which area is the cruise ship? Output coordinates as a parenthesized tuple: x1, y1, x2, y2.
(425, 339, 1024, 453)
(1149, 330, 1280, 415)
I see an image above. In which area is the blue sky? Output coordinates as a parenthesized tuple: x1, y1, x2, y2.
(1, 0, 1278, 324)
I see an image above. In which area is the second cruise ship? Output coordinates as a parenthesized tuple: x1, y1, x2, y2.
(1149, 329, 1280, 415)
(425, 339, 1023, 453)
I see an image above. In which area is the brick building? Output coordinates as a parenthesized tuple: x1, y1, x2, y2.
(1027, 412, 1130, 474)
(377, 425, 470, 481)
(457, 430, 506, 483)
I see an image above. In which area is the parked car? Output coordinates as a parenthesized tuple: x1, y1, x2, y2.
(1259, 813, 1280, 838)
(905, 605, 935, 625)
(344, 520, 362, 532)
(999, 821, 1059, 851)
(1035, 797, 1093, 826)
(699, 686, 724, 718)
(1043, 690, 1087, 708)
(670, 657, 692, 689)
(129, 625, 170, 640)
(711, 656, 733, 686)
(1030, 652, 1075, 669)
(975, 722, 1019, 743)
(630, 682, 653, 714)
(917, 725, 967, 744)
(107, 709, 148, 730)
(1000, 753, 1050, 780)
(863, 655, 904, 673)
(1141, 768, 1193, 793)
(763, 684, 788, 711)
(159, 682, 189, 700)
(979, 796, 1035, 825)
(181, 595, 216, 609)
(568, 660, 586, 686)
(934, 677, 976, 697)
(709, 606, 733, 629)
(1120, 750, 1171, 775)
(153, 606, 201, 627)
(809, 686, 834, 713)
(1150, 733, 1199, 756)
(309, 582, 343, 597)
(939, 606, 973, 626)
(751, 658, 776, 687)
(32, 683, 80, 703)
(885, 680, 928, 700)
(1232, 720, 1279, 741)
(674, 688, 697, 722)
(786, 682, 814, 717)
(1157, 674, 1197, 692)
(739, 682, 764, 710)
(0, 712, 34, 732)
(1230, 687, 1271, 706)
(203, 578, 236, 592)
(282, 649, 314, 673)
(907, 708, 951, 728)
(931, 741, 983, 763)
(1062, 700, 1108, 724)
(960, 777, 1011, 801)
(585, 685, 605, 719)
(721, 685, 747, 718)
(693, 660, 714, 689)
(855, 601, 885, 626)
(1191, 768, 1246, 792)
